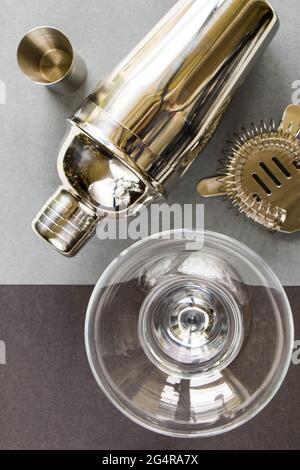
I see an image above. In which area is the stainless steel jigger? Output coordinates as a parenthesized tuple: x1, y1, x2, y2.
(17, 27, 87, 94)
(32, 0, 278, 256)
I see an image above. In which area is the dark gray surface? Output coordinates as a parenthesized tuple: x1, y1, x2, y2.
(0, 285, 299, 450)
(1, 0, 300, 285)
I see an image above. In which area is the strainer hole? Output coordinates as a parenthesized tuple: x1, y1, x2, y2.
(292, 159, 300, 170)
(253, 174, 272, 195)
(272, 157, 291, 178)
(260, 162, 282, 187)
(253, 194, 261, 202)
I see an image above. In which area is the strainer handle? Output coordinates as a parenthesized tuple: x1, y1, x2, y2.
(197, 176, 226, 198)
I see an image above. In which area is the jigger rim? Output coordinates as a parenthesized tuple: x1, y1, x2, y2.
(17, 25, 76, 86)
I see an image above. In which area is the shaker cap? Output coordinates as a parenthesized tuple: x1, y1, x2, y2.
(32, 187, 99, 257)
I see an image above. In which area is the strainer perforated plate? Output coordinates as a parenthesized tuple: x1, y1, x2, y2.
(198, 105, 300, 233)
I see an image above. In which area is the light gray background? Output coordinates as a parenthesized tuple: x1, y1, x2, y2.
(0, 0, 300, 285)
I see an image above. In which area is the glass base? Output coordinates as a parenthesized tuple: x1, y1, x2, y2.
(139, 275, 243, 378)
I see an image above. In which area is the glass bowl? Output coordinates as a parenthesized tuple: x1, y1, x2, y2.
(85, 230, 294, 437)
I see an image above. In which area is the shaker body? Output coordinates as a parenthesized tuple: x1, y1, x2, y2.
(33, 0, 278, 256)
(74, 0, 278, 190)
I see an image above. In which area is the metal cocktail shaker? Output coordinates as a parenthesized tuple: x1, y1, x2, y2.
(33, 0, 278, 256)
